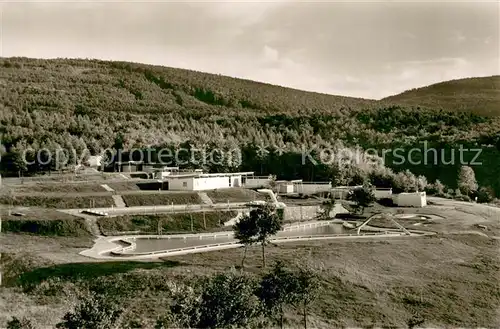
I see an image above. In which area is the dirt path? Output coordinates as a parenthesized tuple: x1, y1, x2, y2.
(83, 216, 103, 237)
(112, 195, 127, 208)
(198, 192, 214, 205)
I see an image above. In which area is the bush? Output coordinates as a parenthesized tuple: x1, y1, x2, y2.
(425, 179, 445, 195)
(56, 292, 123, 329)
(7, 317, 36, 329)
(377, 198, 395, 207)
(477, 186, 495, 203)
(454, 195, 472, 202)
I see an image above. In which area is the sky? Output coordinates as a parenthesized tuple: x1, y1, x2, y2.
(0, 0, 498, 99)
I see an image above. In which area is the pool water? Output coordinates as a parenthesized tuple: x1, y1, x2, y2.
(130, 224, 349, 253)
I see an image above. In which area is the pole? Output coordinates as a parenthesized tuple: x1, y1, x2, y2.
(203, 210, 206, 229)
(190, 212, 193, 232)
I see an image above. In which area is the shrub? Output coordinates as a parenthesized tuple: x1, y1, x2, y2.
(476, 186, 495, 203)
(377, 198, 395, 207)
(454, 195, 472, 202)
(6, 317, 36, 329)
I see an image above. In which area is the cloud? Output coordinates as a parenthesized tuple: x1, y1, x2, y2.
(261, 46, 280, 63)
(1, 0, 498, 100)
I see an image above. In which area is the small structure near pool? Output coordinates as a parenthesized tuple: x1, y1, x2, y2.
(392, 191, 427, 207)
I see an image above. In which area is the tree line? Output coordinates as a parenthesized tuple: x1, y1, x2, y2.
(1, 57, 499, 195)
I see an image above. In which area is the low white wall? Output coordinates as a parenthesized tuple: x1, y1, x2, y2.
(393, 192, 427, 207)
(294, 183, 332, 195)
(374, 189, 392, 199)
(245, 178, 271, 188)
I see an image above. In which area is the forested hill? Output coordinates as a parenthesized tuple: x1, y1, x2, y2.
(382, 76, 500, 116)
(1, 57, 499, 196)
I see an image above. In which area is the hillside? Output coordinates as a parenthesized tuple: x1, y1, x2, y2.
(382, 76, 500, 116)
(0, 57, 499, 196)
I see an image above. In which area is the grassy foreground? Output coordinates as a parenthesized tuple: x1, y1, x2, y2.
(1, 234, 498, 328)
(1, 201, 499, 328)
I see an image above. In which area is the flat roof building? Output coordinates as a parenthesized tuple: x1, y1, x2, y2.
(157, 170, 254, 191)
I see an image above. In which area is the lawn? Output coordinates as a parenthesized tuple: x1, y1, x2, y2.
(8, 183, 107, 193)
(105, 181, 142, 191)
(121, 192, 202, 206)
(1, 201, 499, 328)
(206, 188, 266, 203)
(1, 233, 498, 328)
(97, 211, 238, 235)
(0, 195, 115, 209)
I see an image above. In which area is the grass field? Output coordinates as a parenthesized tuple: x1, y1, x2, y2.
(0, 206, 93, 237)
(7, 183, 107, 193)
(1, 233, 498, 328)
(121, 192, 202, 206)
(206, 188, 266, 203)
(105, 181, 142, 191)
(1, 200, 498, 328)
(97, 211, 238, 235)
(2, 218, 90, 237)
(0, 195, 115, 209)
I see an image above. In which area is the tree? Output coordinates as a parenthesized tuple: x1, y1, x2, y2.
(320, 194, 336, 220)
(255, 205, 283, 268)
(56, 292, 122, 329)
(258, 261, 298, 329)
(157, 281, 202, 329)
(233, 212, 259, 268)
(8, 146, 28, 176)
(346, 186, 376, 215)
(293, 266, 320, 329)
(161, 272, 266, 329)
(6, 317, 35, 329)
(159, 271, 263, 329)
(393, 170, 418, 193)
(268, 174, 277, 192)
(113, 132, 125, 151)
(416, 175, 428, 192)
(457, 166, 478, 196)
(433, 179, 445, 195)
(198, 270, 263, 329)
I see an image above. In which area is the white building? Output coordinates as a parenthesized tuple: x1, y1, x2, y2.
(374, 188, 393, 199)
(392, 191, 427, 207)
(276, 180, 302, 194)
(158, 170, 254, 191)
